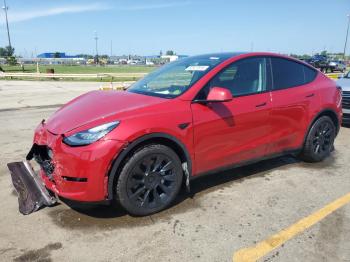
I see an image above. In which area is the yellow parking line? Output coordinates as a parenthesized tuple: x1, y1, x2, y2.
(233, 192, 350, 262)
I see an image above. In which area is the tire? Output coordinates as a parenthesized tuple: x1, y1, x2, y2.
(299, 116, 336, 162)
(116, 144, 183, 216)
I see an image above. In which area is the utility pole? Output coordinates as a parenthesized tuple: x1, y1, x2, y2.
(110, 40, 113, 57)
(2, 0, 12, 48)
(94, 31, 99, 64)
(344, 14, 350, 59)
(250, 41, 254, 52)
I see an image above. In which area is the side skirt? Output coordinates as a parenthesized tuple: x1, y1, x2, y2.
(190, 148, 302, 181)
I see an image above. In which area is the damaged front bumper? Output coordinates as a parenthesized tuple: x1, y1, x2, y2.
(8, 122, 127, 214)
(32, 123, 127, 202)
(7, 161, 57, 215)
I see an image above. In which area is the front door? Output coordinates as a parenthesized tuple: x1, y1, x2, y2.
(191, 57, 273, 175)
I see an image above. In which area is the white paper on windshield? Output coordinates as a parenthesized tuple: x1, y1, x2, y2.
(154, 90, 170, 94)
(185, 65, 209, 71)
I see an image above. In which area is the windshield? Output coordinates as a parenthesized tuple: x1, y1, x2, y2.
(128, 54, 234, 98)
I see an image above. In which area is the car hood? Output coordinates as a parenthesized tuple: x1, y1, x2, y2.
(336, 78, 350, 92)
(45, 90, 166, 134)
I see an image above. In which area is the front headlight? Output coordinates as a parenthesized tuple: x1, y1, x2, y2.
(63, 121, 120, 146)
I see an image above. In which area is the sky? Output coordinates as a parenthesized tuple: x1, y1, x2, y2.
(0, 0, 349, 57)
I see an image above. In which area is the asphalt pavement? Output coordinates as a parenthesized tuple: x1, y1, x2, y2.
(0, 80, 349, 262)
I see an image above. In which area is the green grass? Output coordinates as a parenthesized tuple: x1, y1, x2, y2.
(2, 64, 157, 74)
(1, 76, 141, 82)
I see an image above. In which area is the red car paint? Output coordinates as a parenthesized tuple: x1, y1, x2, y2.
(31, 52, 342, 202)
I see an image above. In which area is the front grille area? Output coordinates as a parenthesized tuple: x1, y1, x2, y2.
(27, 144, 55, 179)
(343, 91, 350, 109)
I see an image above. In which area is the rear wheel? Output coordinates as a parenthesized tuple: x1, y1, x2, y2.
(116, 144, 183, 216)
(299, 116, 335, 162)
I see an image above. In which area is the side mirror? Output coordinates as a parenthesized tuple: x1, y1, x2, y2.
(206, 87, 233, 102)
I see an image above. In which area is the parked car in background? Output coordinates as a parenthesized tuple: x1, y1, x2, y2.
(10, 52, 342, 216)
(337, 71, 350, 124)
(329, 60, 346, 72)
(306, 55, 330, 72)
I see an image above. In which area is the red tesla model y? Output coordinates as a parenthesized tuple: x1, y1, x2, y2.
(24, 52, 342, 215)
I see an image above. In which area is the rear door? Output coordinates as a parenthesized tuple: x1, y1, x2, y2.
(191, 57, 273, 175)
(269, 57, 319, 153)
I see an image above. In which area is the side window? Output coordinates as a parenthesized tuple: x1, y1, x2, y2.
(197, 57, 267, 99)
(271, 57, 312, 90)
(303, 65, 317, 84)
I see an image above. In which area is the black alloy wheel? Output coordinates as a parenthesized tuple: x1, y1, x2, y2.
(127, 154, 176, 208)
(312, 121, 333, 156)
(299, 116, 335, 162)
(116, 144, 183, 216)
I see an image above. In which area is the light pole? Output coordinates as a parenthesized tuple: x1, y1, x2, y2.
(94, 31, 99, 64)
(110, 40, 113, 57)
(344, 14, 350, 59)
(2, 0, 12, 48)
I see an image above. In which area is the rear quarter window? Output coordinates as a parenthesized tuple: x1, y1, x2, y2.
(271, 57, 316, 90)
(303, 65, 317, 83)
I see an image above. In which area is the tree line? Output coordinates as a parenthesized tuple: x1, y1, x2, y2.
(0, 45, 17, 65)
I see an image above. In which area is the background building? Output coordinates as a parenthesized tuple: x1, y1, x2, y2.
(37, 52, 82, 59)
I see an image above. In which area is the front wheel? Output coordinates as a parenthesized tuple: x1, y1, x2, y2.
(116, 144, 183, 216)
(299, 116, 336, 162)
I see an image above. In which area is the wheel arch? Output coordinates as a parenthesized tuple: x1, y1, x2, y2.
(303, 108, 340, 146)
(107, 133, 192, 200)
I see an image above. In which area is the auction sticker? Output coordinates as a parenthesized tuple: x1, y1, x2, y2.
(185, 65, 209, 71)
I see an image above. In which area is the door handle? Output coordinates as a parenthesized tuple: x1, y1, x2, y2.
(255, 102, 267, 108)
(306, 93, 315, 98)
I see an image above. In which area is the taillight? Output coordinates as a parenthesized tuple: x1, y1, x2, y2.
(336, 85, 342, 108)
(336, 85, 342, 96)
